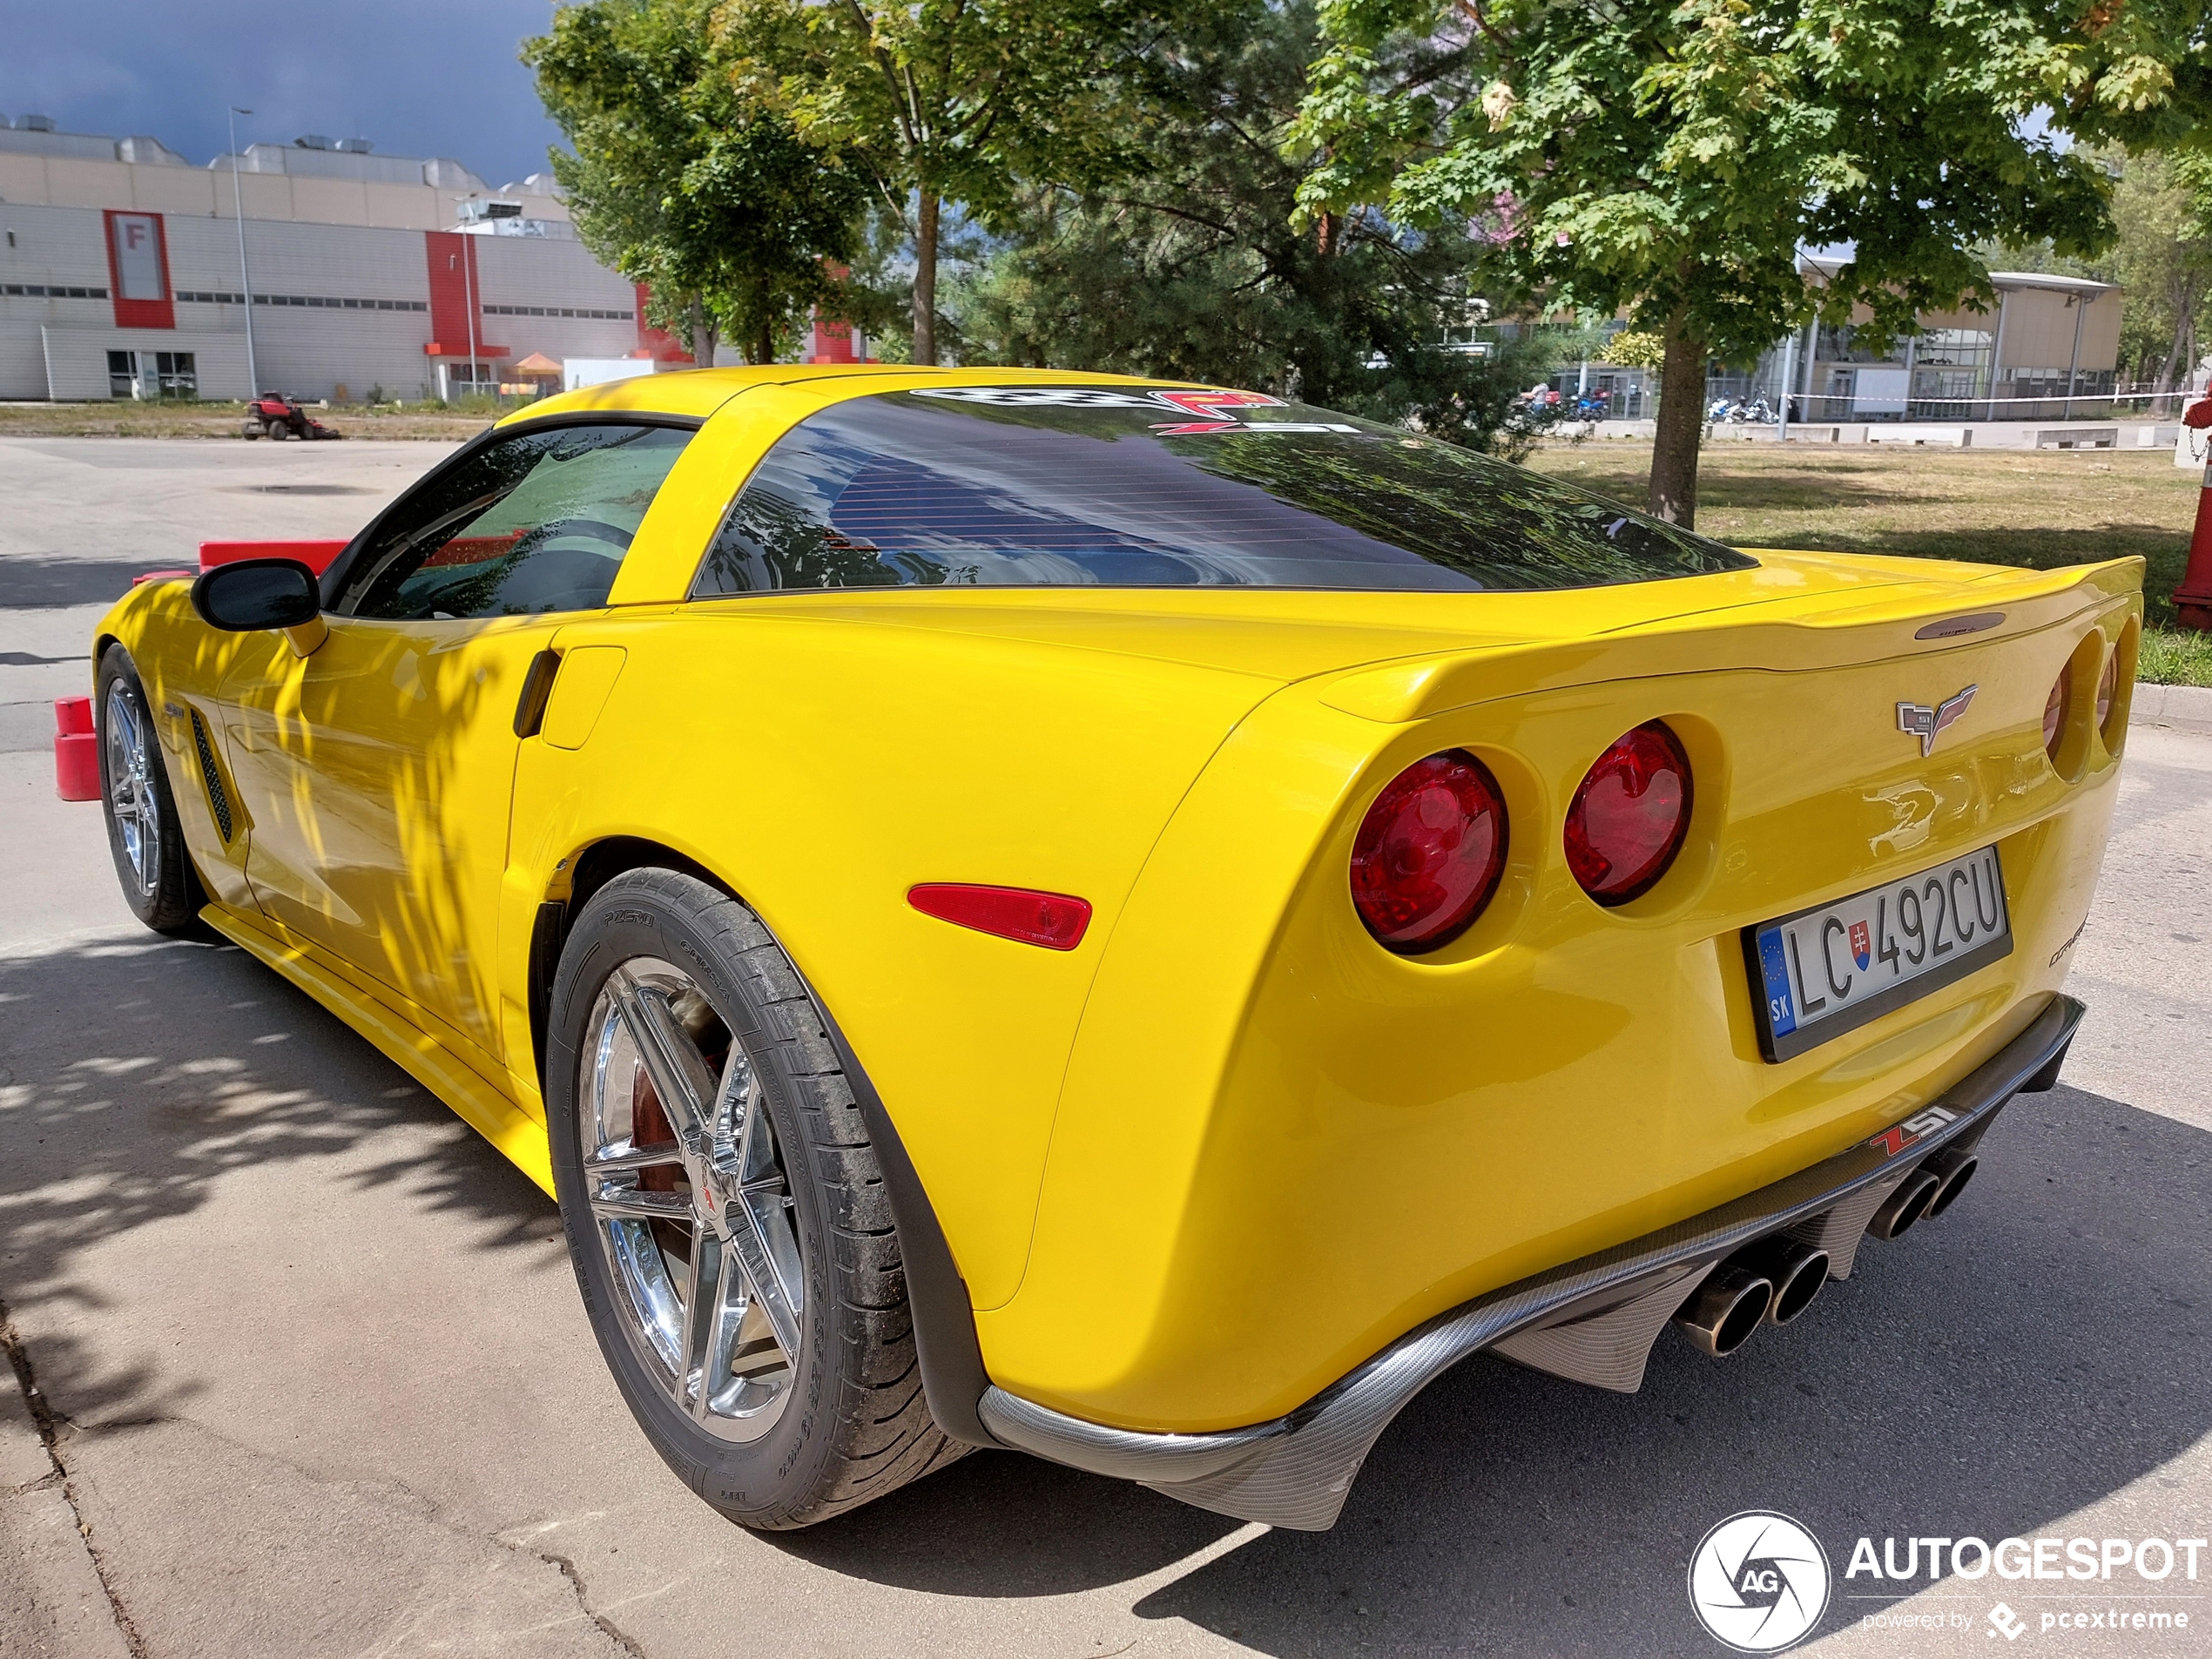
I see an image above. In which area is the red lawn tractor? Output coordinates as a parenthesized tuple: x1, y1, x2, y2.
(241, 393, 345, 442)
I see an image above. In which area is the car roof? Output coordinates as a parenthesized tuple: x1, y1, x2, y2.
(504, 364, 1198, 428)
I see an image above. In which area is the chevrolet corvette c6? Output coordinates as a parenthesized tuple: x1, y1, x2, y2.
(79, 367, 2134, 1529)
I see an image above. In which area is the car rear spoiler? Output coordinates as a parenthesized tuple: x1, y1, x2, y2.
(1321, 556, 2144, 725)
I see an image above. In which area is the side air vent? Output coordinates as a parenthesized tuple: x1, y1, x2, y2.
(189, 707, 234, 843)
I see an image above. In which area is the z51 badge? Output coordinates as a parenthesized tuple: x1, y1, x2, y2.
(1871, 1105, 1957, 1158)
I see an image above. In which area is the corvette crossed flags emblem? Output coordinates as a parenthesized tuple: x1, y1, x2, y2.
(1897, 685, 1978, 757)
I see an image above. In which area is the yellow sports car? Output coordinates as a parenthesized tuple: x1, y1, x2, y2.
(79, 367, 2134, 1531)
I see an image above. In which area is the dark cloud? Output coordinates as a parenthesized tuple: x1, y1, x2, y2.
(1, 2, 570, 187)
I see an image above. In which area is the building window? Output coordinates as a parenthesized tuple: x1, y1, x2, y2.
(154, 351, 197, 398)
(247, 293, 427, 311)
(106, 350, 198, 400)
(1909, 327, 1993, 415)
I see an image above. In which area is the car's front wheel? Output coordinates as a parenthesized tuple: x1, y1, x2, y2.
(545, 868, 964, 1528)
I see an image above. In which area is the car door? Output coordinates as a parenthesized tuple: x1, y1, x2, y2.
(220, 418, 698, 1068)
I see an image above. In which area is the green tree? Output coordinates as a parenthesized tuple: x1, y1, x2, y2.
(1293, 0, 2140, 527)
(526, 0, 868, 366)
(2110, 149, 2212, 397)
(1986, 145, 2212, 401)
(717, 0, 1149, 364)
(943, 0, 1583, 455)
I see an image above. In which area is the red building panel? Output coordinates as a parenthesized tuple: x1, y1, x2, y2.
(104, 211, 174, 329)
(422, 231, 496, 358)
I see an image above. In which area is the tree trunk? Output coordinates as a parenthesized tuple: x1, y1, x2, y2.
(912, 191, 941, 367)
(1649, 309, 1707, 529)
(754, 321, 773, 367)
(687, 296, 717, 368)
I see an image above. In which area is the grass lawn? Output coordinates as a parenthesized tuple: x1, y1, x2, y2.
(0, 399, 490, 442)
(1523, 439, 2210, 686)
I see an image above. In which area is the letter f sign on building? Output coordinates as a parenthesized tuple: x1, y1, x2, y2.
(103, 210, 174, 328)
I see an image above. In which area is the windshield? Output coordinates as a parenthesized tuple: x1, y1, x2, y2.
(691, 386, 1754, 596)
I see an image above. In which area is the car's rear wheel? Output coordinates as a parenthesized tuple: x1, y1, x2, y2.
(96, 648, 206, 935)
(545, 868, 964, 1528)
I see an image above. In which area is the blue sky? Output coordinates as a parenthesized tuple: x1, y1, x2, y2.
(2, 2, 570, 185)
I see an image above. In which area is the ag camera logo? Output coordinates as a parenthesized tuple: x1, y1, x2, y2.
(1689, 1511, 1832, 1652)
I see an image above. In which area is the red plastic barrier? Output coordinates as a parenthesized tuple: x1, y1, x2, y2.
(198, 539, 350, 575)
(54, 697, 99, 801)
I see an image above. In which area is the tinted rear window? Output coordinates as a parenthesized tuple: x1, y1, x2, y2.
(691, 387, 1755, 597)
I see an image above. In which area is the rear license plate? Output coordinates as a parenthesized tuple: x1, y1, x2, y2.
(1744, 845, 2012, 1062)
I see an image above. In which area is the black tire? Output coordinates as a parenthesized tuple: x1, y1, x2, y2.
(95, 647, 206, 935)
(546, 868, 964, 1528)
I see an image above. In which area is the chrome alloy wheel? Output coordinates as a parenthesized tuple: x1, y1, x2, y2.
(579, 958, 805, 1441)
(104, 680, 159, 896)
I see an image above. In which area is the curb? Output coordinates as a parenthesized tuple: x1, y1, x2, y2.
(2129, 681, 2212, 733)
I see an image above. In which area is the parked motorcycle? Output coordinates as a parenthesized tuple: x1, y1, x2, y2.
(1707, 396, 1777, 425)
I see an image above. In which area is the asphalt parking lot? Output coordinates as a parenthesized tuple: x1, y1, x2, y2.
(1, 435, 2208, 1659)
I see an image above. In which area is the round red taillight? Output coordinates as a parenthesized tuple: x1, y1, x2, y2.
(1563, 722, 1694, 906)
(2044, 665, 2069, 759)
(1350, 750, 1509, 952)
(2095, 650, 2117, 733)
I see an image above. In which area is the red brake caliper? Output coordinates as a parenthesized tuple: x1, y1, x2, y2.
(631, 1067, 680, 1193)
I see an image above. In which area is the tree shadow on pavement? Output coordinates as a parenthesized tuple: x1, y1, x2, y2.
(0, 932, 551, 1433)
(7, 929, 2203, 1642)
(784, 1085, 2212, 1655)
(0, 558, 174, 610)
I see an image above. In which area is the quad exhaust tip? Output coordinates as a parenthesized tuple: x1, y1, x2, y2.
(1739, 1238, 1831, 1325)
(1669, 1142, 1987, 1360)
(1867, 1146, 1979, 1241)
(1673, 1265, 1772, 1357)
(1923, 1148, 1977, 1218)
(1867, 1168, 1944, 1241)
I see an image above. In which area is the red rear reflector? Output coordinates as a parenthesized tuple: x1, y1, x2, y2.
(1349, 750, 1509, 952)
(907, 883, 1092, 950)
(2095, 650, 2117, 733)
(1563, 721, 1693, 906)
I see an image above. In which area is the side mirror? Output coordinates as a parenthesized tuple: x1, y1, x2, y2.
(191, 558, 327, 656)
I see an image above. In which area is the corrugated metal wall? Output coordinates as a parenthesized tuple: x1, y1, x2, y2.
(0, 201, 642, 401)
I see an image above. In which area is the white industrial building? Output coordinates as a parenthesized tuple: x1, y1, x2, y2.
(0, 118, 691, 402)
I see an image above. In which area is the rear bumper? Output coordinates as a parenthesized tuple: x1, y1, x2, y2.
(979, 992, 2083, 1530)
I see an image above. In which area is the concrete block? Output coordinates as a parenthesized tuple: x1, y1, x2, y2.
(2034, 426, 2119, 449)
(1868, 425, 1971, 447)
(2130, 680, 2212, 733)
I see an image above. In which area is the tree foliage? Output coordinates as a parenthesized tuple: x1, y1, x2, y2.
(525, 0, 867, 365)
(2110, 148, 2212, 393)
(943, 0, 1581, 455)
(1291, 0, 2162, 524)
(717, 0, 1150, 364)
